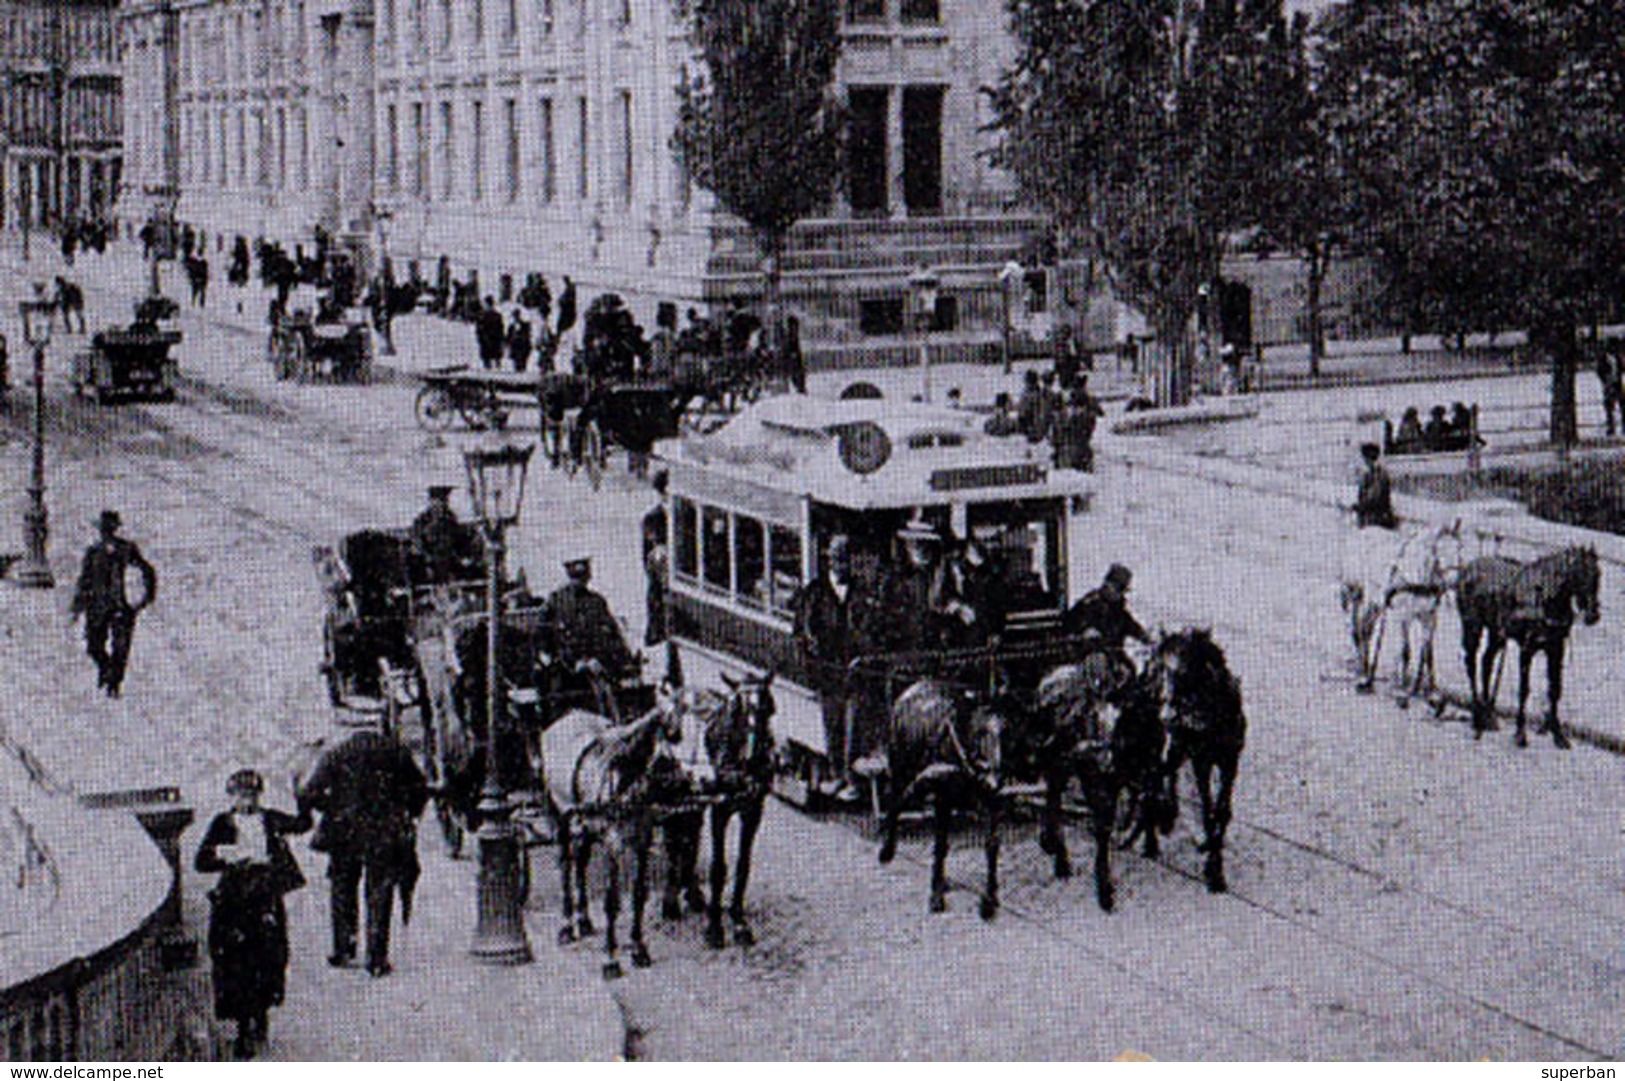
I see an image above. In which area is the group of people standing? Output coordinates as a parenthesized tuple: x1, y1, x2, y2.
(983, 367, 1105, 472)
(194, 724, 428, 1058)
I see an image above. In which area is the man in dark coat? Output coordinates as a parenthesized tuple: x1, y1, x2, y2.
(506, 310, 533, 374)
(792, 535, 858, 778)
(547, 557, 634, 681)
(1355, 442, 1399, 530)
(297, 727, 428, 978)
(642, 473, 670, 646)
(70, 510, 157, 697)
(1062, 564, 1150, 663)
(475, 297, 506, 370)
(410, 485, 478, 583)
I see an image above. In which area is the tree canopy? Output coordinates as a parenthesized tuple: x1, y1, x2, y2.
(1319, 0, 1625, 441)
(671, 0, 845, 262)
(990, 0, 1305, 402)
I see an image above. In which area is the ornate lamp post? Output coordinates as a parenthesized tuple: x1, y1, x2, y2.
(13, 285, 55, 589)
(464, 441, 535, 965)
(998, 261, 1024, 375)
(909, 266, 940, 403)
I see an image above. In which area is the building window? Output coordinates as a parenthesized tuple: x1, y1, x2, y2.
(503, 0, 518, 41)
(297, 107, 309, 187)
(847, 0, 885, 22)
(218, 111, 228, 185)
(412, 0, 425, 56)
(503, 99, 519, 201)
(277, 108, 288, 189)
(471, 0, 484, 44)
(235, 109, 246, 185)
(539, 97, 555, 202)
(386, 104, 400, 191)
(440, 0, 453, 50)
(576, 96, 589, 200)
(615, 0, 631, 28)
(674, 498, 698, 581)
(471, 100, 484, 200)
(702, 507, 731, 592)
(538, 0, 554, 36)
(412, 102, 426, 195)
(900, 0, 940, 21)
(616, 90, 632, 206)
(440, 101, 454, 199)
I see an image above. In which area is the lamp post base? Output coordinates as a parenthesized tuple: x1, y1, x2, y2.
(13, 500, 51, 589)
(10, 556, 53, 589)
(470, 809, 533, 965)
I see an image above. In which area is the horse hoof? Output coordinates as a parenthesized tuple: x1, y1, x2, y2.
(1053, 857, 1073, 881)
(632, 945, 653, 969)
(1355, 680, 1375, 695)
(1037, 831, 1059, 856)
(929, 894, 948, 914)
(579, 918, 596, 936)
(705, 926, 727, 950)
(1097, 890, 1115, 913)
(732, 925, 756, 947)
(1515, 733, 1529, 749)
(878, 842, 896, 866)
(557, 926, 578, 945)
(661, 900, 683, 922)
(685, 890, 707, 914)
(1395, 696, 1410, 711)
(1553, 733, 1573, 750)
(1207, 874, 1228, 894)
(1142, 837, 1160, 860)
(979, 897, 999, 921)
(602, 961, 624, 981)
(1430, 698, 1448, 718)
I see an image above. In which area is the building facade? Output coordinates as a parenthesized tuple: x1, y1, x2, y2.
(125, 0, 1043, 356)
(1, 0, 122, 233)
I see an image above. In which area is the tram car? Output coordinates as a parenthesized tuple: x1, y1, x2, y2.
(655, 395, 1097, 805)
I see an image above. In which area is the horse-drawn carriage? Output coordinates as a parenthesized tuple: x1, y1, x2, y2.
(268, 307, 373, 384)
(72, 325, 182, 404)
(312, 524, 662, 855)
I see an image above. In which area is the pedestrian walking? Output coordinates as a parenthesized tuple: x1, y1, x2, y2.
(69, 510, 157, 697)
(0, 332, 10, 403)
(296, 725, 428, 978)
(1598, 343, 1624, 437)
(1354, 442, 1399, 530)
(476, 296, 506, 371)
(507, 309, 534, 374)
(54, 277, 86, 335)
(194, 769, 310, 1060)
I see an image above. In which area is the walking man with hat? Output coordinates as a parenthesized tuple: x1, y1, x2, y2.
(1062, 563, 1151, 669)
(70, 510, 157, 697)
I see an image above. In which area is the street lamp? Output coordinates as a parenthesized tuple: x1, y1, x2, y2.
(909, 266, 940, 403)
(13, 284, 55, 589)
(464, 440, 535, 965)
(998, 261, 1024, 375)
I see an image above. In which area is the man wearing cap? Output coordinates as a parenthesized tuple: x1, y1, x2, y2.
(70, 510, 157, 697)
(1063, 564, 1150, 663)
(296, 726, 427, 978)
(793, 535, 861, 778)
(547, 557, 635, 681)
(410, 485, 478, 584)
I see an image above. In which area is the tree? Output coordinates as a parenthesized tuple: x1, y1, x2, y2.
(990, 0, 1304, 404)
(671, 0, 845, 348)
(1321, 0, 1625, 445)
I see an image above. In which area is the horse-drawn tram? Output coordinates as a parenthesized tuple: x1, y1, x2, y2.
(656, 396, 1098, 805)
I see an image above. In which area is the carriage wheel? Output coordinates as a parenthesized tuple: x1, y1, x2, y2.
(581, 419, 605, 492)
(320, 616, 347, 708)
(414, 385, 458, 431)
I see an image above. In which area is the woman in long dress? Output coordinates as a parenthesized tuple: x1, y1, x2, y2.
(194, 769, 310, 1059)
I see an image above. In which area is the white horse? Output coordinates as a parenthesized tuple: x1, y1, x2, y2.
(1338, 520, 1464, 708)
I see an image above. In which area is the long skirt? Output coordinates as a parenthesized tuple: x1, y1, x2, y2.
(208, 867, 290, 1023)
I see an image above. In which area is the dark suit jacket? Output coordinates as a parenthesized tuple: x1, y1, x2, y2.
(71, 536, 157, 619)
(195, 807, 310, 895)
(298, 730, 427, 857)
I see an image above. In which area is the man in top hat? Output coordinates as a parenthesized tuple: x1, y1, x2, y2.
(70, 510, 158, 697)
(410, 485, 478, 584)
(1062, 563, 1150, 665)
(881, 515, 946, 655)
(547, 557, 635, 682)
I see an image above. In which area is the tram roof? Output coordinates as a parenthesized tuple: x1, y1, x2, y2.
(659, 395, 1094, 511)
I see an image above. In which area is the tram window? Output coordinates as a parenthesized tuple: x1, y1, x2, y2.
(735, 515, 766, 607)
(674, 498, 699, 581)
(968, 504, 1063, 613)
(703, 506, 731, 590)
(768, 525, 801, 615)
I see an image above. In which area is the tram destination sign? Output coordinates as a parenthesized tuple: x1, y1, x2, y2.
(928, 463, 1045, 491)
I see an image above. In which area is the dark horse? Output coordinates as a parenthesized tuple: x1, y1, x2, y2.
(877, 679, 1008, 919)
(1034, 651, 1173, 912)
(541, 701, 683, 977)
(1456, 546, 1600, 748)
(1152, 628, 1247, 893)
(662, 673, 777, 948)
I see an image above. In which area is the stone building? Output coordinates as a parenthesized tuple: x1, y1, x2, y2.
(125, 0, 1044, 358)
(1, 0, 122, 233)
